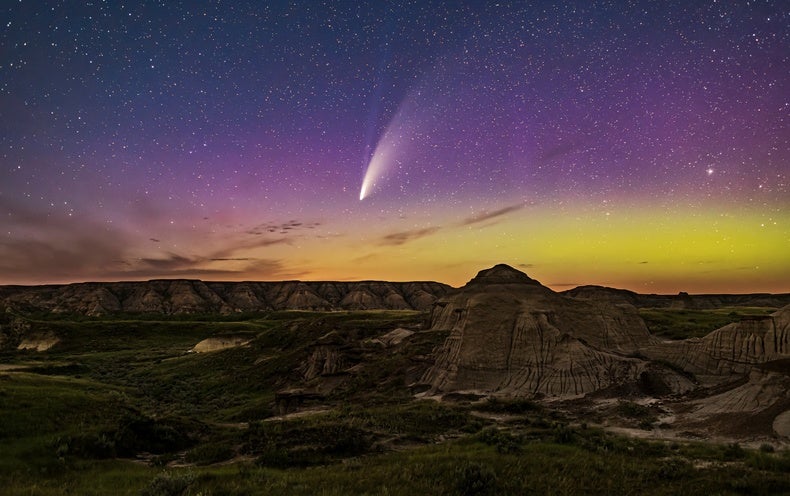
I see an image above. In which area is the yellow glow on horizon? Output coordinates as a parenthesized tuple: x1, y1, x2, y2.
(273, 202, 789, 294)
(104, 199, 787, 296)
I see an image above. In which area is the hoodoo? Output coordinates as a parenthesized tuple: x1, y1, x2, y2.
(422, 265, 669, 397)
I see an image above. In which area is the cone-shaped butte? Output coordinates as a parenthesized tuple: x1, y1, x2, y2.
(423, 265, 663, 398)
(464, 264, 545, 287)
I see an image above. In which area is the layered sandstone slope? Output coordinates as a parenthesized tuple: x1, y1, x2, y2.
(422, 265, 668, 397)
(0, 280, 450, 315)
(673, 362, 790, 439)
(643, 305, 790, 378)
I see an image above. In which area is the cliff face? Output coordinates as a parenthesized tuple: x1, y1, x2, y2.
(422, 265, 666, 397)
(643, 305, 790, 377)
(0, 280, 451, 315)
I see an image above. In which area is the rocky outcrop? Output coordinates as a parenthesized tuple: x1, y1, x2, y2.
(691, 368, 789, 416)
(17, 332, 59, 351)
(672, 365, 790, 438)
(422, 264, 790, 440)
(300, 331, 355, 381)
(422, 265, 666, 397)
(191, 335, 251, 353)
(369, 328, 415, 347)
(643, 305, 790, 378)
(0, 280, 451, 316)
(0, 316, 32, 350)
(422, 265, 790, 399)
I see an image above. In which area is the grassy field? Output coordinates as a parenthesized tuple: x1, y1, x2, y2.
(1, 310, 788, 495)
(638, 307, 777, 340)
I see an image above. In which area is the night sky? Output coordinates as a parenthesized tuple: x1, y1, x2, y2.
(2, 1, 788, 293)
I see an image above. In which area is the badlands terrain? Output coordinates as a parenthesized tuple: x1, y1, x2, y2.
(1, 265, 788, 495)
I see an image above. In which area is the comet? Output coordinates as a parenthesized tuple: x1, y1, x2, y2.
(359, 140, 394, 200)
(358, 70, 442, 200)
(359, 99, 414, 201)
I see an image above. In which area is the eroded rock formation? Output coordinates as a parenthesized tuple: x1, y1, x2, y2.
(0, 280, 450, 316)
(422, 265, 671, 397)
(422, 265, 790, 438)
(642, 305, 790, 379)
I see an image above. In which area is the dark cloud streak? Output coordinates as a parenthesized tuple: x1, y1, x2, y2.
(378, 227, 440, 246)
(459, 202, 528, 227)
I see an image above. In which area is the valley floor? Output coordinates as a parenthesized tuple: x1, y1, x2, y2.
(0, 309, 788, 495)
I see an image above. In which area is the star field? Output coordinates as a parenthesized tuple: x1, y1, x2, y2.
(1, 1, 788, 292)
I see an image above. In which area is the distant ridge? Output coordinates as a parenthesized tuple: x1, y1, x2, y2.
(0, 279, 451, 316)
(1, 264, 789, 315)
(562, 285, 790, 309)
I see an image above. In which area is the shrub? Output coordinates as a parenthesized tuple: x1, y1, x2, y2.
(656, 457, 692, 480)
(255, 446, 294, 468)
(552, 423, 575, 444)
(476, 427, 521, 453)
(248, 420, 372, 467)
(52, 432, 116, 460)
(722, 442, 745, 461)
(455, 462, 498, 496)
(746, 451, 790, 473)
(474, 397, 541, 414)
(115, 413, 195, 456)
(616, 401, 652, 419)
(638, 419, 655, 430)
(69, 432, 116, 459)
(184, 442, 235, 465)
(139, 471, 195, 496)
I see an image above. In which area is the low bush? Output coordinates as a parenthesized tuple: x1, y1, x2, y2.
(246, 420, 372, 467)
(140, 470, 195, 496)
(455, 462, 498, 496)
(746, 450, 790, 473)
(55, 432, 116, 459)
(552, 423, 575, 444)
(473, 397, 541, 415)
(721, 442, 745, 461)
(616, 401, 653, 419)
(656, 457, 692, 480)
(184, 442, 235, 465)
(476, 427, 521, 454)
(115, 413, 197, 457)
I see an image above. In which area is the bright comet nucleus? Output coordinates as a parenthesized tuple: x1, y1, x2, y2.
(359, 147, 388, 200)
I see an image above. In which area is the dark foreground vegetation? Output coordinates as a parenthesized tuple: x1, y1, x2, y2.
(1, 308, 787, 495)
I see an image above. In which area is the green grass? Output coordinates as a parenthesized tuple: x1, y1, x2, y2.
(639, 307, 776, 340)
(2, 309, 789, 495)
(0, 373, 127, 439)
(4, 434, 789, 496)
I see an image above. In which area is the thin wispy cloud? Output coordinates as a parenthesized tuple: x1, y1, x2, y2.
(378, 227, 440, 246)
(459, 202, 528, 227)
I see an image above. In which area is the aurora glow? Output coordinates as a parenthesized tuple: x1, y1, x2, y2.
(1, 1, 788, 293)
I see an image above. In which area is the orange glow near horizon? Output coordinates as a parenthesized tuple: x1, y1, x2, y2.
(8, 199, 786, 296)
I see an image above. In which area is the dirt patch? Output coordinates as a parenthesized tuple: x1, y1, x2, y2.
(264, 407, 331, 422)
(0, 364, 30, 372)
